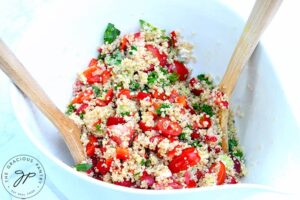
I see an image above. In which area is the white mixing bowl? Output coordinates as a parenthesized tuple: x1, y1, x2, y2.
(10, 0, 300, 199)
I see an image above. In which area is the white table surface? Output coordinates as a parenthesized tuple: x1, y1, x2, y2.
(1, 0, 299, 199)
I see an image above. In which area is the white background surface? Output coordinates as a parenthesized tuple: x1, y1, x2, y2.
(0, 0, 299, 199)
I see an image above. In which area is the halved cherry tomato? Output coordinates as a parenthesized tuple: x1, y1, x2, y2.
(168, 147, 200, 173)
(170, 31, 177, 47)
(120, 37, 129, 51)
(184, 171, 197, 188)
(96, 157, 113, 175)
(88, 58, 98, 67)
(172, 61, 189, 81)
(106, 116, 126, 126)
(209, 161, 226, 185)
(157, 118, 182, 137)
(72, 89, 93, 104)
(116, 147, 130, 161)
(199, 114, 212, 129)
(140, 171, 155, 187)
(118, 89, 132, 99)
(136, 92, 152, 101)
(107, 123, 134, 147)
(145, 44, 168, 66)
(101, 68, 112, 84)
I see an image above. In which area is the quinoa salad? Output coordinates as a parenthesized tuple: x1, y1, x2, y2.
(66, 20, 246, 189)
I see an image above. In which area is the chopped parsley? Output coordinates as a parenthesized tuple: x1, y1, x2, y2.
(131, 45, 137, 51)
(156, 103, 170, 115)
(92, 86, 101, 97)
(200, 104, 214, 117)
(197, 74, 213, 85)
(178, 133, 186, 140)
(185, 124, 193, 129)
(105, 50, 123, 65)
(79, 113, 84, 119)
(74, 163, 92, 172)
(139, 19, 158, 32)
(229, 138, 238, 152)
(233, 150, 244, 159)
(130, 81, 140, 91)
(65, 104, 75, 115)
(159, 67, 168, 75)
(168, 72, 179, 83)
(104, 23, 121, 44)
(141, 159, 151, 167)
(121, 111, 130, 117)
(191, 140, 202, 148)
(95, 124, 101, 131)
(133, 172, 141, 177)
(147, 71, 158, 84)
(114, 82, 123, 90)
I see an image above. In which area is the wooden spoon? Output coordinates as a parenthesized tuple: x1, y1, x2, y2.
(0, 39, 85, 164)
(219, 0, 282, 153)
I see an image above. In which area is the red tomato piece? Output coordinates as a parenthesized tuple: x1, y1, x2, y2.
(106, 116, 126, 126)
(83, 66, 102, 84)
(136, 92, 152, 101)
(152, 89, 168, 100)
(101, 68, 112, 84)
(116, 147, 130, 161)
(199, 114, 212, 129)
(120, 37, 129, 51)
(168, 147, 200, 173)
(191, 132, 200, 139)
(145, 44, 168, 66)
(107, 123, 134, 147)
(168, 89, 179, 103)
(143, 64, 155, 72)
(209, 161, 226, 185)
(114, 180, 134, 187)
(176, 95, 188, 107)
(140, 171, 155, 187)
(75, 103, 88, 115)
(172, 60, 189, 81)
(88, 58, 98, 67)
(96, 157, 113, 175)
(86, 135, 98, 157)
(134, 32, 141, 39)
(189, 77, 204, 96)
(170, 31, 177, 47)
(117, 89, 132, 99)
(139, 121, 155, 132)
(104, 88, 114, 103)
(72, 89, 93, 104)
(167, 144, 181, 160)
(157, 118, 182, 137)
(95, 99, 107, 107)
(205, 135, 217, 142)
(184, 171, 197, 188)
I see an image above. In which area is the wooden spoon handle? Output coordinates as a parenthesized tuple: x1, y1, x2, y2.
(220, 0, 282, 97)
(219, 0, 282, 153)
(0, 39, 85, 164)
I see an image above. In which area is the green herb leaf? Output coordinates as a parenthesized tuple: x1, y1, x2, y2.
(79, 113, 84, 119)
(233, 150, 244, 159)
(95, 124, 101, 131)
(131, 46, 137, 51)
(105, 50, 123, 65)
(129, 81, 140, 91)
(191, 140, 202, 148)
(104, 23, 121, 44)
(114, 82, 123, 90)
(92, 86, 101, 97)
(66, 104, 75, 115)
(168, 72, 179, 83)
(185, 124, 193, 130)
(156, 103, 170, 115)
(200, 104, 214, 117)
(229, 138, 238, 152)
(139, 19, 158, 31)
(197, 74, 213, 85)
(141, 159, 151, 167)
(147, 71, 158, 84)
(192, 103, 201, 112)
(121, 111, 130, 117)
(178, 133, 186, 140)
(134, 172, 141, 177)
(75, 163, 92, 172)
(159, 67, 168, 75)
